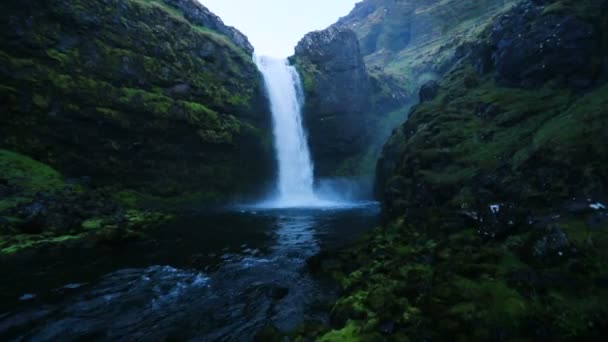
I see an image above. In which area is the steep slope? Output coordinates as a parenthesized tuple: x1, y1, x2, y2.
(337, 0, 517, 94)
(0, 0, 273, 203)
(306, 0, 608, 340)
(0, 0, 273, 255)
(292, 0, 518, 181)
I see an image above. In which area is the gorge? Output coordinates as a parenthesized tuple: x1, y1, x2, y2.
(1, 0, 608, 340)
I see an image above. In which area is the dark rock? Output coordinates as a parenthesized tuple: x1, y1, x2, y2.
(595, 275, 608, 288)
(490, 1, 598, 88)
(270, 286, 289, 301)
(563, 198, 604, 214)
(293, 26, 374, 176)
(167, 83, 191, 98)
(253, 326, 283, 342)
(379, 320, 395, 335)
(509, 269, 543, 290)
(475, 102, 500, 119)
(476, 203, 530, 240)
(587, 213, 608, 230)
(463, 73, 479, 88)
(18, 202, 48, 219)
(530, 226, 570, 258)
(418, 80, 439, 103)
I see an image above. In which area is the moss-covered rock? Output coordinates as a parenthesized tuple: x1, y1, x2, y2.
(376, 0, 608, 215)
(0, 149, 172, 256)
(0, 0, 273, 204)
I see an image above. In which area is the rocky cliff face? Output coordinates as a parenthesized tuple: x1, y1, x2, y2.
(293, 0, 518, 180)
(0, 0, 273, 203)
(293, 26, 408, 178)
(293, 27, 372, 177)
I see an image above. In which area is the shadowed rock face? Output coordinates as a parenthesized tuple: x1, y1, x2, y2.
(295, 27, 371, 119)
(293, 26, 374, 177)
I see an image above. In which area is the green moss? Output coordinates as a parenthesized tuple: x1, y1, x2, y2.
(546, 290, 608, 338)
(533, 83, 608, 151)
(132, 0, 250, 59)
(318, 321, 363, 342)
(82, 218, 104, 230)
(32, 93, 50, 108)
(451, 276, 528, 326)
(0, 150, 65, 193)
(0, 234, 84, 255)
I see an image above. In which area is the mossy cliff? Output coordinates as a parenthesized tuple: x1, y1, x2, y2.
(307, 0, 608, 340)
(292, 0, 519, 180)
(0, 0, 274, 255)
(0, 0, 273, 204)
(0, 149, 172, 256)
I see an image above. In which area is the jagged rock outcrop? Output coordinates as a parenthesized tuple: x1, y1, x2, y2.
(293, 26, 408, 178)
(0, 0, 273, 203)
(295, 27, 372, 123)
(293, 27, 372, 177)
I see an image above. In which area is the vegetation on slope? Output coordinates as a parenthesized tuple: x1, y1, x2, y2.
(0, 149, 171, 256)
(302, 0, 608, 340)
(0, 0, 274, 255)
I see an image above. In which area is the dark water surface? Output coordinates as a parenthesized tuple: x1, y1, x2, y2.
(0, 203, 379, 340)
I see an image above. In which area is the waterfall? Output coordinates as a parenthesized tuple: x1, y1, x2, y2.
(254, 55, 318, 207)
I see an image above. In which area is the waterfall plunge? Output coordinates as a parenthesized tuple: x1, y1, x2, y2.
(255, 56, 320, 207)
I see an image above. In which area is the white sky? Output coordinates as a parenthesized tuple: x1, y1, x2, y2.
(200, 0, 360, 57)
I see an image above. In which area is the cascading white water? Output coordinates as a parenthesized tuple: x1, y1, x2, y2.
(254, 55, 318, 207)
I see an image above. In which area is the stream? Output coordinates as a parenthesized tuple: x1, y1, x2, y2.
(0, 203, 379, 340)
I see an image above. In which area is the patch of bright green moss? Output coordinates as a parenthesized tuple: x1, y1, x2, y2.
(82, 218, 104, 230)
(0, 150, 65, 193)
(0, 234, 84, 255)
(318, 321, 363, 342)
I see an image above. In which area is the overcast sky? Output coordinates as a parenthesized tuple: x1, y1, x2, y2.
(200, 0, 360, 57)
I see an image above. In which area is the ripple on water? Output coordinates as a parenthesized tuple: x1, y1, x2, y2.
(1, 204, 380, 340)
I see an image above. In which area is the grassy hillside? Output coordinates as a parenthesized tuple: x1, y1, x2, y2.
(302, 0, 608, 340)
